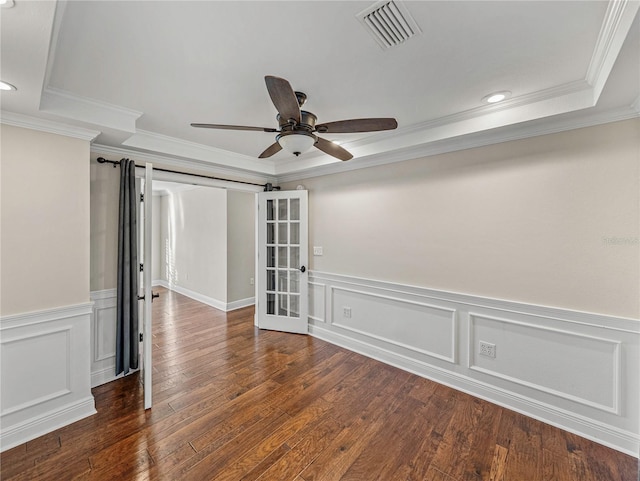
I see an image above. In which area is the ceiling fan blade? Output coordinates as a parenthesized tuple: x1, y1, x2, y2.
(258, 141, 283, 159)
(265, 76, 301, 124)
(314, 137, 353, 161)
(191, 123, 278, 132)
(315, 118, 398, 133)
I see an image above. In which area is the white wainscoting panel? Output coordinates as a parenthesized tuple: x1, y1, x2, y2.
(90, 289, 122, 387)
(307, 271, 640, 457)
(0, 303, 96, 452)
(469, 313, 621, 414)
(331, 286, 457, 363)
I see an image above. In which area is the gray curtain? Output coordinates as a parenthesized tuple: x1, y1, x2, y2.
(116, 158, 139, 375)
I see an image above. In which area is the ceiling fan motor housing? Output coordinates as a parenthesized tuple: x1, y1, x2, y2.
(277, 110, 317, 132)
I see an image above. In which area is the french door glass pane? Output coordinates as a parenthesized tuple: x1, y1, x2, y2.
(290, 198, 300, 220)
(267, 293, 275, 315)
(278, 199, 288, 220)
(278, 294, 288, 316)
(278, 270, 288, 291)
(290, 223, 300, 244)
(278, 223, 288, 244)
(290, 246, 299, 269)
(267, 200, 275, 221)
(267, 246, 275, 267)
(266, 270, 275, 291)
(278, 247, 288, 268)
(290, 271, 299, 293)
(267, 223, 275, 244)
(290, 295, 300, 318)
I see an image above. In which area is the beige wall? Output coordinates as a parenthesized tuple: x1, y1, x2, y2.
(159, 186, 228, 302)
(227, 190, 255, 303)
(1, 125, 90, 315)
(283, 119, 640, 319)
(90, 157, 120, 291)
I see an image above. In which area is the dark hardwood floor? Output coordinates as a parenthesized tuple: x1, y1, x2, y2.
(1, 287, 637, 480)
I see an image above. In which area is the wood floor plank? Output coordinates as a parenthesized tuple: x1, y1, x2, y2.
(2, 287, 636, 481)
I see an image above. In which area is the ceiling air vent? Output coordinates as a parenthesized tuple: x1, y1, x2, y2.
(356, 0, 421, 50)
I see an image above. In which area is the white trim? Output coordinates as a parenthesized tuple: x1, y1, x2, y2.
(275, 106, 640, 183)
(39, 87, 142, 133)
(92, 144, 276, 187)
(0, 397, 96, 452)
(0, 302, 94, 329)
(310, 271, 640, 333)
(586, 0, 640, 100)
(91, 367, 129, 389)
(155, 280, 226, 311)
(90, 288, 117, 301)
(122, 130, 275, 175)
(226, 297, 256, 311)
(137, 166, 265, 194)
(0, 111, 100, 142)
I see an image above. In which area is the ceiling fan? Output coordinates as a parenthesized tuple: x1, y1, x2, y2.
(191, 75, 398, 161)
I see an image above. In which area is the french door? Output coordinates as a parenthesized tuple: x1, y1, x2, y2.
(139, 164, 154, 409)
(257, 190, 308, 334)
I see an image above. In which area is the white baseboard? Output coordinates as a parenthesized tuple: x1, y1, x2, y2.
(308, 270, 640, 457)
(91, 366, 126, 388)
(155, 280, 254, 312)
(227, 297, 256, 311)
(1, 303, 96, 452)
(0, 397, 96, 452)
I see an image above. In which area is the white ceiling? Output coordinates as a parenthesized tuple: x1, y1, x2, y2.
(1, 1, 639, 183)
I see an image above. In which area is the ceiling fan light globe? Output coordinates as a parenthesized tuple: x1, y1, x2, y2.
(277, 132, 316, 156)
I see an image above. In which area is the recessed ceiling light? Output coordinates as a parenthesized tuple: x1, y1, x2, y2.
(483, 91, 511, 104)
(0, 0, 15, 8)
(0, 81, 17, 91)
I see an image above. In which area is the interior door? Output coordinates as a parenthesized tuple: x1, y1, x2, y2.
(257, 190, 308, 334)
(142, 163, 153, 409)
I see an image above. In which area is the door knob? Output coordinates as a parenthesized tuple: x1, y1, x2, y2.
(300, 266, 306, 273)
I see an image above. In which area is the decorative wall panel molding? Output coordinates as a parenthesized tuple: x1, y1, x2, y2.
(330, 286, 457, 363)
(307, 271, 640, 456)
(468, 312, 621, 414)
(309, 282, 326, 323)
(90, 289, 120, 387)
(0, 303, 95, 452)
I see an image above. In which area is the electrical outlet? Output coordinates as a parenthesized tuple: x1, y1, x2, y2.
(250, 277, 254, 285)
(343, 307, 352, 318)
(313, 246, 323, 256)
(479, 341, 496, 358)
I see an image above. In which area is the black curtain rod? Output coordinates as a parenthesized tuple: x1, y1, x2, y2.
(96, 157, 279, 191)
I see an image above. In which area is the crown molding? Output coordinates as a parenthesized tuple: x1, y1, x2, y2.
(586, 0, 640, 101)
(275, 105, 640, 184)
(0, 111, 100, 141)
(39, 87, 142, 133)
(274, 80, 595, 176)
(121, 130, 276, 176)
(91, 143, 277, 185)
